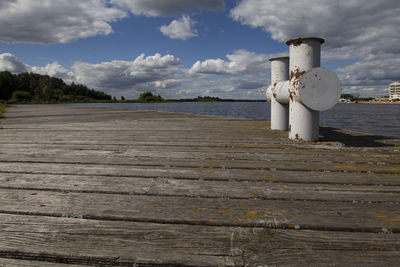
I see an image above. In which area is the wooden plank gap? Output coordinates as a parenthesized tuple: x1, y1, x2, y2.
(0, 210, 399, 234)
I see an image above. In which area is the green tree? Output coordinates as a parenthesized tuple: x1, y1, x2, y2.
(0, 71, 17, 100)
(138, 92, 164, 102)
(16, 73, 31, 94)
(28, 73, 42, 100)
(0, 71, 112, 102)
(9, 90, 31, 102)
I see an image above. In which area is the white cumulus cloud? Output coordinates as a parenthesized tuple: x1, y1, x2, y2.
(186, 49, 273, 98)
(31, 62, 76, 84)
(111, 0, 224, 16)
(0, 53, 76, 83)
(189, 49, 269, 75)
(0, 0, 127, 44)
(0, 52, 186, 99)
(0, 0, 225, 44)
(154, 79, 182, 89)
(160, 16, 198, 40)
(0, 53, 30, 73)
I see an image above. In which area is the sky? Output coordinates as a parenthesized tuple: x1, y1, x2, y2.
(0, 0, 399, 100)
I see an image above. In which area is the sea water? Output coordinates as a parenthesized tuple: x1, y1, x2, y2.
(67, 102, 400, 138)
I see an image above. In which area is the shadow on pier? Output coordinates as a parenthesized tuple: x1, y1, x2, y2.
(319, 126, 397, 147)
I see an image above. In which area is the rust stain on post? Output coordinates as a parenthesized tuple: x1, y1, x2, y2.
(292, 39, 303, 47)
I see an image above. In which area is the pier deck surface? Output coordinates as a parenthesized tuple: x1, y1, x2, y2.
(0, 104, 399, 266)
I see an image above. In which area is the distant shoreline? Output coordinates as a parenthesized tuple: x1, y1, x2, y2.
(5, 99, 400, 105)
(6, 99, 268, 104)
(344, 101, 400, 104)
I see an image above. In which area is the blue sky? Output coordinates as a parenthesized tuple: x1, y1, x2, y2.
(0, 0, 399, 99)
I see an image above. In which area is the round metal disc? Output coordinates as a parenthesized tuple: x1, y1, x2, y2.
(298, 68, 341, 111)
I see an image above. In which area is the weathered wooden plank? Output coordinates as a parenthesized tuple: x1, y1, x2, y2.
(1, 160, 400, 186)
(1, 162, 400, 188)
(0, 214, 399, 266)
(0, 138, 398, 154)
(1, 148, 399, 174)
(0, 258, 83, 267)
(1, 143, 399, 165)
(1, 131, 398, 153)
(1, 188, 399, 232)
(1, 172, 399, 203)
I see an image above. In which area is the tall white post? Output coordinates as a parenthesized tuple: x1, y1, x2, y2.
(287, 37, 324, 141)
(270, 57, 289, 130)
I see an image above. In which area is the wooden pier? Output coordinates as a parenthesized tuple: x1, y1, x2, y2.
(0, 104, 399, 266)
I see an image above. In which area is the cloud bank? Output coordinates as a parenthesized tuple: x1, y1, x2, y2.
(231, 0, 399, 49)
(72, 54, 181, 94)
(231, 0, 400, 95)
(0, 0, 127, 44)
(0, 50, 270, 99)
(0, 53, 76, 84)
(187, 50, 270, 98)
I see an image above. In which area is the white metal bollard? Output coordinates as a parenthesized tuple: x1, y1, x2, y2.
(266, 37, 341, 142)
(267, 57, 289, 130)
(286, 37, 341, 141)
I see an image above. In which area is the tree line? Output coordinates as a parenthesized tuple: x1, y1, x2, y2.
(0, 71, 111, 102)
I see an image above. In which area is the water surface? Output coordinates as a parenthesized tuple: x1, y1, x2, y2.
(67, 102, 400, 138)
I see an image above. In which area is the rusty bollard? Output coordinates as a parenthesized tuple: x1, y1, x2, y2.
(266, 37, 341, 142)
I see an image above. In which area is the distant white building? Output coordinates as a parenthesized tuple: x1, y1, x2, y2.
(389, 81, 400, 100)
